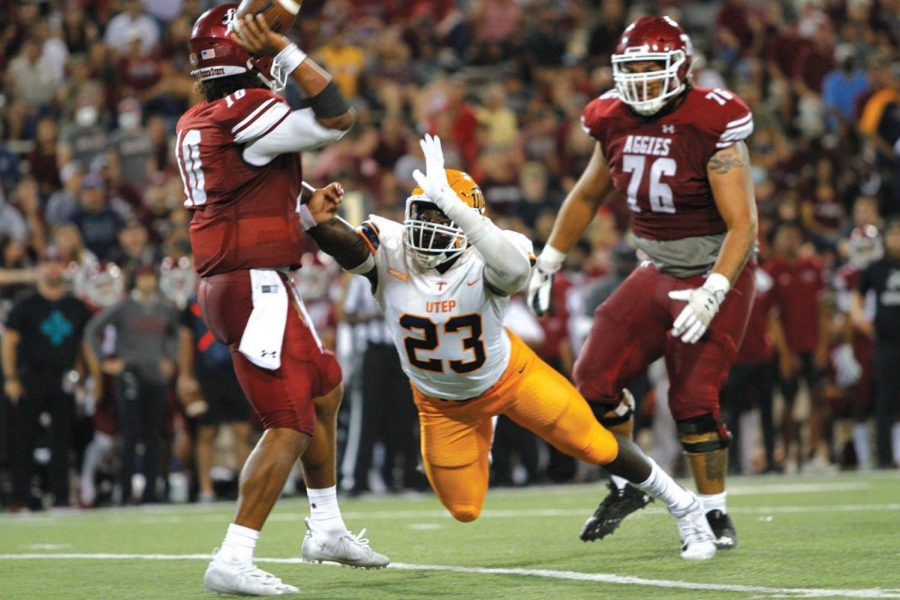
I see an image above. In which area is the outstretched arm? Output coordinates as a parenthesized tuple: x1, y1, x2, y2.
(300, 183, 377, 286)
(413, 135, 531, 295)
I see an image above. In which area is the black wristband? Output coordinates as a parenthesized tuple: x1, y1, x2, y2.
(309, 81, 351, 119)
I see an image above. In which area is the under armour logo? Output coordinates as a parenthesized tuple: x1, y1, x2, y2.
(662, 124, 675, 134)
(261, 350, 278, 358)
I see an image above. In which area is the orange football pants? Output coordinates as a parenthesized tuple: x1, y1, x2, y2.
(412, 331, 619, 522)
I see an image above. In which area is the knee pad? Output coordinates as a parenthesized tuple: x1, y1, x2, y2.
(590, 389, 636, 428)
(676, 413, 731, 454)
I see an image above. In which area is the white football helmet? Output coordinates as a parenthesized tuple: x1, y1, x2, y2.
(403, 169, 485, 270)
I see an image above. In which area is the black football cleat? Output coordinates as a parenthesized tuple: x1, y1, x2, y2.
(705, 509, 737, 549)
(580, 482, 653, 541)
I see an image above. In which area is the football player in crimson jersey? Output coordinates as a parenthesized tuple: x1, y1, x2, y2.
(303, 134, 718, 560)
(175, 6, 387, 596)
(527, 16, 757, 549)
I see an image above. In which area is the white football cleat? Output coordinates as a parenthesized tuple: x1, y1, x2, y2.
(204, 551, 299, 596)
(301, 518, 390, 568)
(673, 500, 717, 561)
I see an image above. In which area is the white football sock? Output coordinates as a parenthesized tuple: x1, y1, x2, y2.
(80, 432, 114, 505)
(219, 523, 259, 564)
(307, 485, 347, 534)
(610, 474, 629, 491)
(699, 492, 727, 514)
(634, 458, 695, 517)
(852, 422, 871, 471)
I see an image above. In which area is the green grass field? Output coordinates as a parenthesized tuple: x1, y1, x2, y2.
(1, 472, 899, 599)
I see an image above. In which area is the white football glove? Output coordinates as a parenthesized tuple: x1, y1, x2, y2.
(411, 133, 454, 211)
(668, 273, 730, 344)
(527, 246, 566, 316)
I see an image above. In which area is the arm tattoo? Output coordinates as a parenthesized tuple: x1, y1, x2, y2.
(708, 142, 749, 175)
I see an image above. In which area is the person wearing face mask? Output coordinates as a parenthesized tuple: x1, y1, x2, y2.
(58, 87, 110, 173)
(110, 98, 154, 189)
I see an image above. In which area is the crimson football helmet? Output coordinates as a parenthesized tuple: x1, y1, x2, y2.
(404, 169, 485, 270)
(612, 16, 693, 116)
(189, 3, 287, 91)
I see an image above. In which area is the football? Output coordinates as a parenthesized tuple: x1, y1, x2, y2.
(234, 0, 301, 34)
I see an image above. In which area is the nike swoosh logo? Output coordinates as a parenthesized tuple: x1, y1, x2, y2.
(467, 278, 481, 286)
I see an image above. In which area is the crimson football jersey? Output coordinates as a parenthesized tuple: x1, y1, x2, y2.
(581, 86, 753, 241)
(764, 255, 824, 353)
(176, 87, 304, 277)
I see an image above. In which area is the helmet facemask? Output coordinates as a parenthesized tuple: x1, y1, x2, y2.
(403, 196, 467, 270)
(612, 49, 687, 115)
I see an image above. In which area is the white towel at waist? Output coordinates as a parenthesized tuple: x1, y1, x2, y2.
(238, 269, 289, 370)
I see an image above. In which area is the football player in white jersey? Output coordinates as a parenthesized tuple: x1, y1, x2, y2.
(305, 135, 717, 560)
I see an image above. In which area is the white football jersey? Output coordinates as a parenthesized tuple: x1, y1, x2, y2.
(362, 216, 533, 400)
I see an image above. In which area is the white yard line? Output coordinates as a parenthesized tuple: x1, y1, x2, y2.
(0, 553, 897, 599)
(2, 502, 899, 526)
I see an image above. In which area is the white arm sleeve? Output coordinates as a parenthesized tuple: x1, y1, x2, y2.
(242, 107, 349, 166)
(439, 192, 533, 295)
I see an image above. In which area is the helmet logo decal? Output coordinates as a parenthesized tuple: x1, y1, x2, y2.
(224, 8, 236, 25)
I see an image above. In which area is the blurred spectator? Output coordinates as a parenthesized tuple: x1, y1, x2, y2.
(10, 177, 47, 256)
(4, 36, 60, 109)
(2, 247, 92, 510)
(46, 162, 84, 226)
(720, 268, 781, 474)
(766, 222, 830, 470)
(71, 174, 124, 261)
(475, 84, 518, 149)
(28, 118, 62, 197)
(822, 44, 870, 132)
(852, 218, 900, 469)
(108, 220, 159, 281)
(0, 191, 29, 245)
(470, 0, 522, 61)
(340, 275, 419, 493)
(0, 236, 34, 306)
(177, 294, 252, 503)
(84, 265, 179, 504)
(858, 63, 900, 205)
(57, 83, 111, 171)
(61, 6, 100, 55)
(792, 24, 836, 138)
(104, 0, 160, 56)
(317, 31, 366, 101)
(110, 98, 155, 190)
